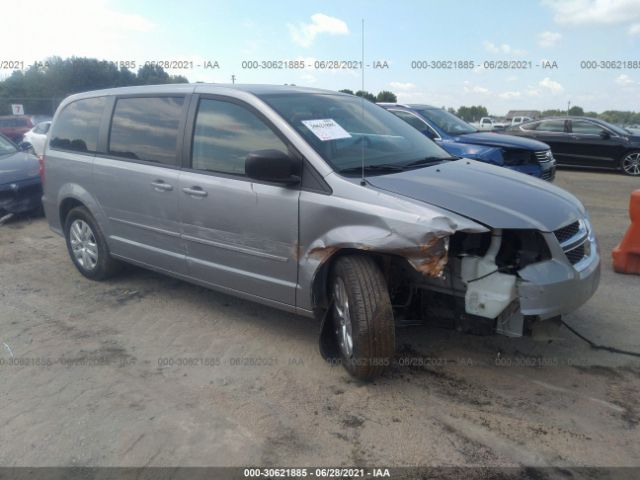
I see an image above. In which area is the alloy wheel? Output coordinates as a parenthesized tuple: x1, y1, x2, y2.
(69, 219, 98, 270)
(622, 152, 640, 176)
(333, 277, 354, 358)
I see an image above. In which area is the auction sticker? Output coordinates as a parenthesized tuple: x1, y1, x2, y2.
(301, 118, 351, 141)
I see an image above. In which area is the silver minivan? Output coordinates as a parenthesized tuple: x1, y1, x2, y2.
(43, 84, 600, 379)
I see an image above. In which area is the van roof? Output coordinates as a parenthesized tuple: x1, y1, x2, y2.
(62, 83, 344, 102)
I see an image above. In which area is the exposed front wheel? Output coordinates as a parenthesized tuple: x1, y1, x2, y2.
(64, 206, 121, 280)
(621, 151, 640, 176)
(331, 255, 395, 380)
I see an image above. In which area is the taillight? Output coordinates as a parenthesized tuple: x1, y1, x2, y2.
(38, 155, 45, 185)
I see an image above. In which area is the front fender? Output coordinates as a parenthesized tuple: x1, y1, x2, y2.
(297, 180, 488, 312)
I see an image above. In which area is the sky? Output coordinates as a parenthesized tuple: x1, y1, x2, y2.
(2, 0, 640, 115)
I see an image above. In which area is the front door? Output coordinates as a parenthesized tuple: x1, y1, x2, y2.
(179, 96, 299, 306)
(568, 120, 627, 168)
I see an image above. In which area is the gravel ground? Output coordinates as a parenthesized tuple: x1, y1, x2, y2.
(0, 169, 639, 470)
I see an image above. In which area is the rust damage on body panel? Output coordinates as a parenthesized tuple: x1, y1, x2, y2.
(396, 236, 449, 277)
(307, 234, 450, 278)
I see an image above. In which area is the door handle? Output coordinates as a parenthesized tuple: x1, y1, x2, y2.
(182, 186, 208, 198)
(151, 180, 173, 192)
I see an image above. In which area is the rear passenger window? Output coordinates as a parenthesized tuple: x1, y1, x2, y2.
(536, 120, 566, 133)
(109, 97, 184, 166)
(191, 99, 288, 176)
(50, 97, 106, 153)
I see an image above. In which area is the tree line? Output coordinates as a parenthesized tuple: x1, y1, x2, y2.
(0, 57, 188, 116)
(2, 57, 638, 126)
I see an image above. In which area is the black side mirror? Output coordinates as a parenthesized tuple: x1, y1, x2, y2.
(600, 130, 611, 139)
(245, 149, 301, 185)
(18, 142, 34, 153)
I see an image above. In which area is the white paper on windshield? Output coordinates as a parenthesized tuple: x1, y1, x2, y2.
(301, 118, 352, 141)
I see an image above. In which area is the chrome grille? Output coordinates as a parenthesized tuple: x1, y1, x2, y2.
(541, 169, 555, 181)
(565, 244, 586, 265)
(554, 221, 580, 244)
(554, 220, 590, 266)
(534, 150, 553, 163)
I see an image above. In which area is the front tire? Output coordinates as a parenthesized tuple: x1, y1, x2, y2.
(331, 255, 395, 380)
(64, 206, 121, 280)
(621, 151, 640, 176)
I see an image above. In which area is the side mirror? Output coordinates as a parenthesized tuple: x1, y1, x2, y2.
(600, 130, 611, 139)
(18, 142, 34, 153)
(245, 149, 301, 185)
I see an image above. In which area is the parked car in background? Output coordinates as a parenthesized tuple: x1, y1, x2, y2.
(472, 117, 506, 131)
(21, 121, 51, 156)
(510, 116, 532, 127)
(380, 104, 556, 180)
(43, 85, 599, 379)
(30, 115, 52, 126)
(505, 117, 640, 176)
(0, 115, 34, 143)
(0, 133, 43, 217)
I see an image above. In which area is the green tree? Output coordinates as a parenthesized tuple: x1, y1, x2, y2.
(339, 89, 354, 95)
(568, 105, 584, 116)
(456, 105, 488, 122)
(355, 90, 377, 102)
(376, 90, 397, 102)
(0, 56, 188, 116)
(541, 109, 565, 117)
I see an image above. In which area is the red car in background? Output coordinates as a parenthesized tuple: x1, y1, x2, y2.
(0, 115, 34, 143)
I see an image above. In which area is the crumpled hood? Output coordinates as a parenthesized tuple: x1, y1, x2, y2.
(452, 132, 549, 151)
(0, 151, 40, 185)
(367, 159, 584, 232)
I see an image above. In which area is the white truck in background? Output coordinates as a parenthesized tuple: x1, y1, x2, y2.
(473, 117, 507, 131)
(510, 116, 533, 126)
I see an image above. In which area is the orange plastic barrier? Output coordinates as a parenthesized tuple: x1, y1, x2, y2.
(612, 190, 640, 274)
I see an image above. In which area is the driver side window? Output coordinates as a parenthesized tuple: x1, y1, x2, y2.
(571, 120, 605, 135)
(191, 99, 288, 176)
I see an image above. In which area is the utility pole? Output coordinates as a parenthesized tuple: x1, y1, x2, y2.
(567, 101, 571, 115)
(231, 74, 236, 85)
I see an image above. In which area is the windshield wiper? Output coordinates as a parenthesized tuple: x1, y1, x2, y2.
(338, 164, 406, 174)
(399, 156, 457, 169)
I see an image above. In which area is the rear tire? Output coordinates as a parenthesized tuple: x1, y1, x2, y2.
(620, 151, 640, 176)
(330, 255, 395, 380)
(64, 206, 121, 280)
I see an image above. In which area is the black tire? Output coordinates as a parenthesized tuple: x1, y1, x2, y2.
(330, 255, 395, 380)
(64, 206, 121, 280)
(620, 151, 640, 176)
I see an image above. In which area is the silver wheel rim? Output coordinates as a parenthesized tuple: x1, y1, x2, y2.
(622, 153, 640, 176)
(333, 277, 354, 358)
(70, 219, 98, 270)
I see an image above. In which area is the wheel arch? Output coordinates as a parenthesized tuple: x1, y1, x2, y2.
(310, 247, 414, 317)
(56, 184, 109, 234)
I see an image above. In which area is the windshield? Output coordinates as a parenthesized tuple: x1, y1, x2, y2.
(259, 93, 451, 173)
(0, 135, 17, 156)
(596, 119, 630, 136)
(415, 108, 477, 135)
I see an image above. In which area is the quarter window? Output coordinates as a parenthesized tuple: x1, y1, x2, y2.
(191, 99, 288, 176)
(49, 97, 106, 153)
(109, 97, 184, 166)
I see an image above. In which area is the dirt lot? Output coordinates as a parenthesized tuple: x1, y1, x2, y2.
(1, 170, 639, 470)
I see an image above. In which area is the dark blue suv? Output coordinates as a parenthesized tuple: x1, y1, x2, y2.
(380, 104, 556, 181)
